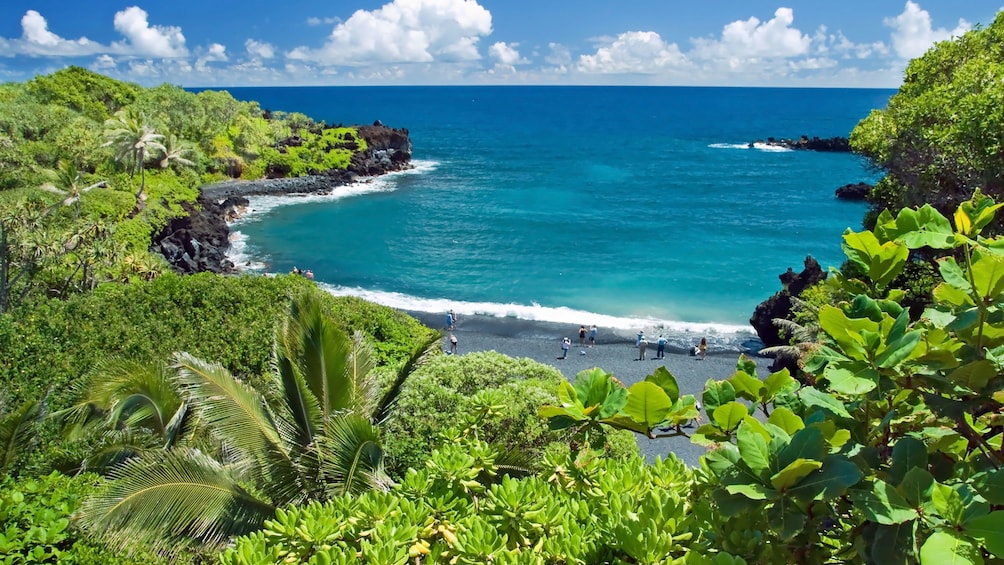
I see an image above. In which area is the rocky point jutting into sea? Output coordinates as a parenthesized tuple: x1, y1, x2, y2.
(150, 122, 413, 275)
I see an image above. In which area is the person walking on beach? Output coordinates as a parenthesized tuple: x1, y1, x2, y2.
(446, 310, 455, 330)
(578, 325, 587, 346)
(636, 330, 645, 347)
(698, 337, 708, 360)
(588, 324, 597, 347)
(656, 335, 667, 359)
(637, 337, 649, 361)
(449, 333, 458, 355)
(558, 337, 571, 359)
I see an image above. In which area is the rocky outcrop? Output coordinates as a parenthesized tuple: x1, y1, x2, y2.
(152, 122, 412, 274)
(749, 256, 827, 350)
(752, 136, 851, 152)
(835, 182, 871, 200)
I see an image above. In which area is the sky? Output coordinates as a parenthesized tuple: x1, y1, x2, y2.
(0, 1, 1000, 88)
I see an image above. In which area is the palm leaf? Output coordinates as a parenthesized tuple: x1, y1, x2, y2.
(0, 392, 45, 474)
(372, 333, 440, 424)
(275, 313, 323, 448)
(79, 448, 276, 554)
(171, 352, 302, 504)
(317, 414, 389, 498)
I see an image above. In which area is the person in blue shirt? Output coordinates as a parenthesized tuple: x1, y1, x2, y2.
(657, 335, 667, 359)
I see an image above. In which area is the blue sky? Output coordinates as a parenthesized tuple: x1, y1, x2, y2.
(0, 1, 999, 88)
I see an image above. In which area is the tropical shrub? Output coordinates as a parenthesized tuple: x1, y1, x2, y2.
(220, 438, 698, 565)
(382, 352, 637, 479)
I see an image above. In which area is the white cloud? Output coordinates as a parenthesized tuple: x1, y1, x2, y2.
(195, 43, 227, 71)
(488, 41, 526, 66)
(307, 16, 342, 26)
(246, 39, 275, 60)
(577, 31, 688, 74)
(287, 0, 493, 65)
(111, 6, 189, 58)
(885, 1, 971, 59)
(92, 54, 117, 69)
(7, 10, 102, 57)
(544, 42, 572, 66)
(690, 8, 810, 61)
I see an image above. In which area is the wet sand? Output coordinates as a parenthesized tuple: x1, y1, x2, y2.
(407, 311, 770, 467)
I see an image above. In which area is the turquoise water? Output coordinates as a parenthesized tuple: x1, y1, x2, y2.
(219, 86, 894, 343)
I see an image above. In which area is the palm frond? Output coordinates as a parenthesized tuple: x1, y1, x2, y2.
(372, 333, 440, 425)
(171, 352, 302, 503)
(317, 414, 389, 498)
(0, 391, 46, 474)
(79, 448, 276, 554)
(491, 446, 540, 481)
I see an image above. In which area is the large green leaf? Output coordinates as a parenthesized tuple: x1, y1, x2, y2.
(766, 407, 804, 435)
(573, 369, 627, 418)
(737, 421, 771, 475)
(889, 437, 928, 486)
(798, 387, 852, 419)
(949, 360, 997, 391)
(702, 379, 736, 415)
(728, 371, 764, 403)
(972, 470, 1004, 505)
(881, 204, 955, 249)
(875, 329, 922, 369)
(970, 250, 1004, 301)
(770, 458, 822, 491)
(621, 381, 672, 430)
(713, 401, 748, 432)
(778, 426, 826, 471)
(786, 455, 862, 501)
(919, 531, 984, 565)
(824, 365, 879, 395)
(851, 481, 918, 525)
(645, 366, 679, 403)
(964, 511, 1004, 558)
(763, 369, 798, 400)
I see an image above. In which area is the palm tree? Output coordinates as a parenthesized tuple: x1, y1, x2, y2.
(156, 133, 196, 170)
(78, 289, 439, 553)
(101, 108, 165, 202)
(39, 160, 106, 217)
(0, 388, 47, 476)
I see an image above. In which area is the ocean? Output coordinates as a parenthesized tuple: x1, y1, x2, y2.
(217, 86, 895, 349)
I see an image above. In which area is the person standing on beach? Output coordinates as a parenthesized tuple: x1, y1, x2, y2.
(446, 311, 455, 330)
(559, 337, 571, 359)
(449, 333, 458, 354)
(656, 335, 667, 359)
(636, 330, 645, 347)
(698, 337, 708, 360)
(637, 337, 649, 361)
(578, 325, 587, 346)
(588, 324, 597, 347)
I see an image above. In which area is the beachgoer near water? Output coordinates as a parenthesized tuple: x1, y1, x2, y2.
(638, 338, 649, 361)
(579, 325, 587, 346)
(657, 335, 667, 359)
(304, 269, 314, 280)
(446, 311, 455, 330)
(698, 337, 708, 360)
(558, 337, 571, 359)
(636, 330, 645, 347)
(292, 266, 301, 275)
(588, 324, 597, 347)
(449, 334, 458, 354)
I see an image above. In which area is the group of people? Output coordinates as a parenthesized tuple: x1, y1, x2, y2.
(557, 324, 598, 359)
(559, 327, 708, 361)
(290, 266, 314, 280)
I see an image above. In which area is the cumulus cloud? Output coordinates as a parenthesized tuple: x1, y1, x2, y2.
(195, 42, 227, 71)
(885, 1, 971, 59)
(111, 6, 188, 58)
(489, 41, 526, 66)
(245, 39, 275, 60)
(577, 31, 687, 74)
(287, 0, 493, 66)
(6, 10, 102, 57)
(690, 8, 810, 61)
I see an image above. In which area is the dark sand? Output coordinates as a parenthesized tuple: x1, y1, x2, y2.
(408, 311, 770, 468)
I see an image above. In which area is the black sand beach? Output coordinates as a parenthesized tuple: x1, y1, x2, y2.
(407, 311, 770, 467)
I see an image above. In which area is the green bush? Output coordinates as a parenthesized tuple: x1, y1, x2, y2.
(0, 471, 186, 564)
(381, 351, 637, 478)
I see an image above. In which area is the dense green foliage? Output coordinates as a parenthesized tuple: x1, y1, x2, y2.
(382, 351, 637, 478)
(850, 12, 1004, 229)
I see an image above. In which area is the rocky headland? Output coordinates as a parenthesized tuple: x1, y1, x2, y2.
(151, 122, 412, 274)
(751, 135, 851, 152)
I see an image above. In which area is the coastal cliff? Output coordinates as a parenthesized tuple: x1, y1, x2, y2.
(151, 122, 412, 274)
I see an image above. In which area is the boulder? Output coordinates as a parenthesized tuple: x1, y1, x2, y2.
(749, 256, 827, 349)
(835, 182, 871, 200)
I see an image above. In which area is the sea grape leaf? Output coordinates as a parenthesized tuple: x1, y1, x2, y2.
(737, 421, 771, 475)
(875, 329, 922, 369)
(889, 437, 928, 486)
(621, 381, 672, 430)
(972, 470, 1004, 505)
(725, 483, 771, 500)
(899, 467, 936, 508)
(937, 257, 973, 294)
(703, 379, 736, 415)
(645, 366, 679, 404)
(969, 250, 1004, 301)
(963, 511, 1004, 558)
(713, 401, 748, 432)
(763, 368, 798, 400)
(824, 365, 878, 395)
(798, 387, 852, 419)
(919, 531, 983, 565)
(850, 481, 918, 525)
(870, 523, 916, 565)
(932, 483, 966, 527)
(883, 204, 955, 249)
(766, 407, 804, 436)
(556, 380, 581, 408)
(728, 370, 764, 403)
(777, 427, 826, 471)
(770, 458, 823, 491)
(786, 455, 862, 501)
(767, 502, 807, 541)
(949, 360, 997, 392)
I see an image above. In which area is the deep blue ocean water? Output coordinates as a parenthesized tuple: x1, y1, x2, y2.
(217, 86, 895, 346)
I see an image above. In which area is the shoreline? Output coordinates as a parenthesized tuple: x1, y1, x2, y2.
(407, 309, 772, 467)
